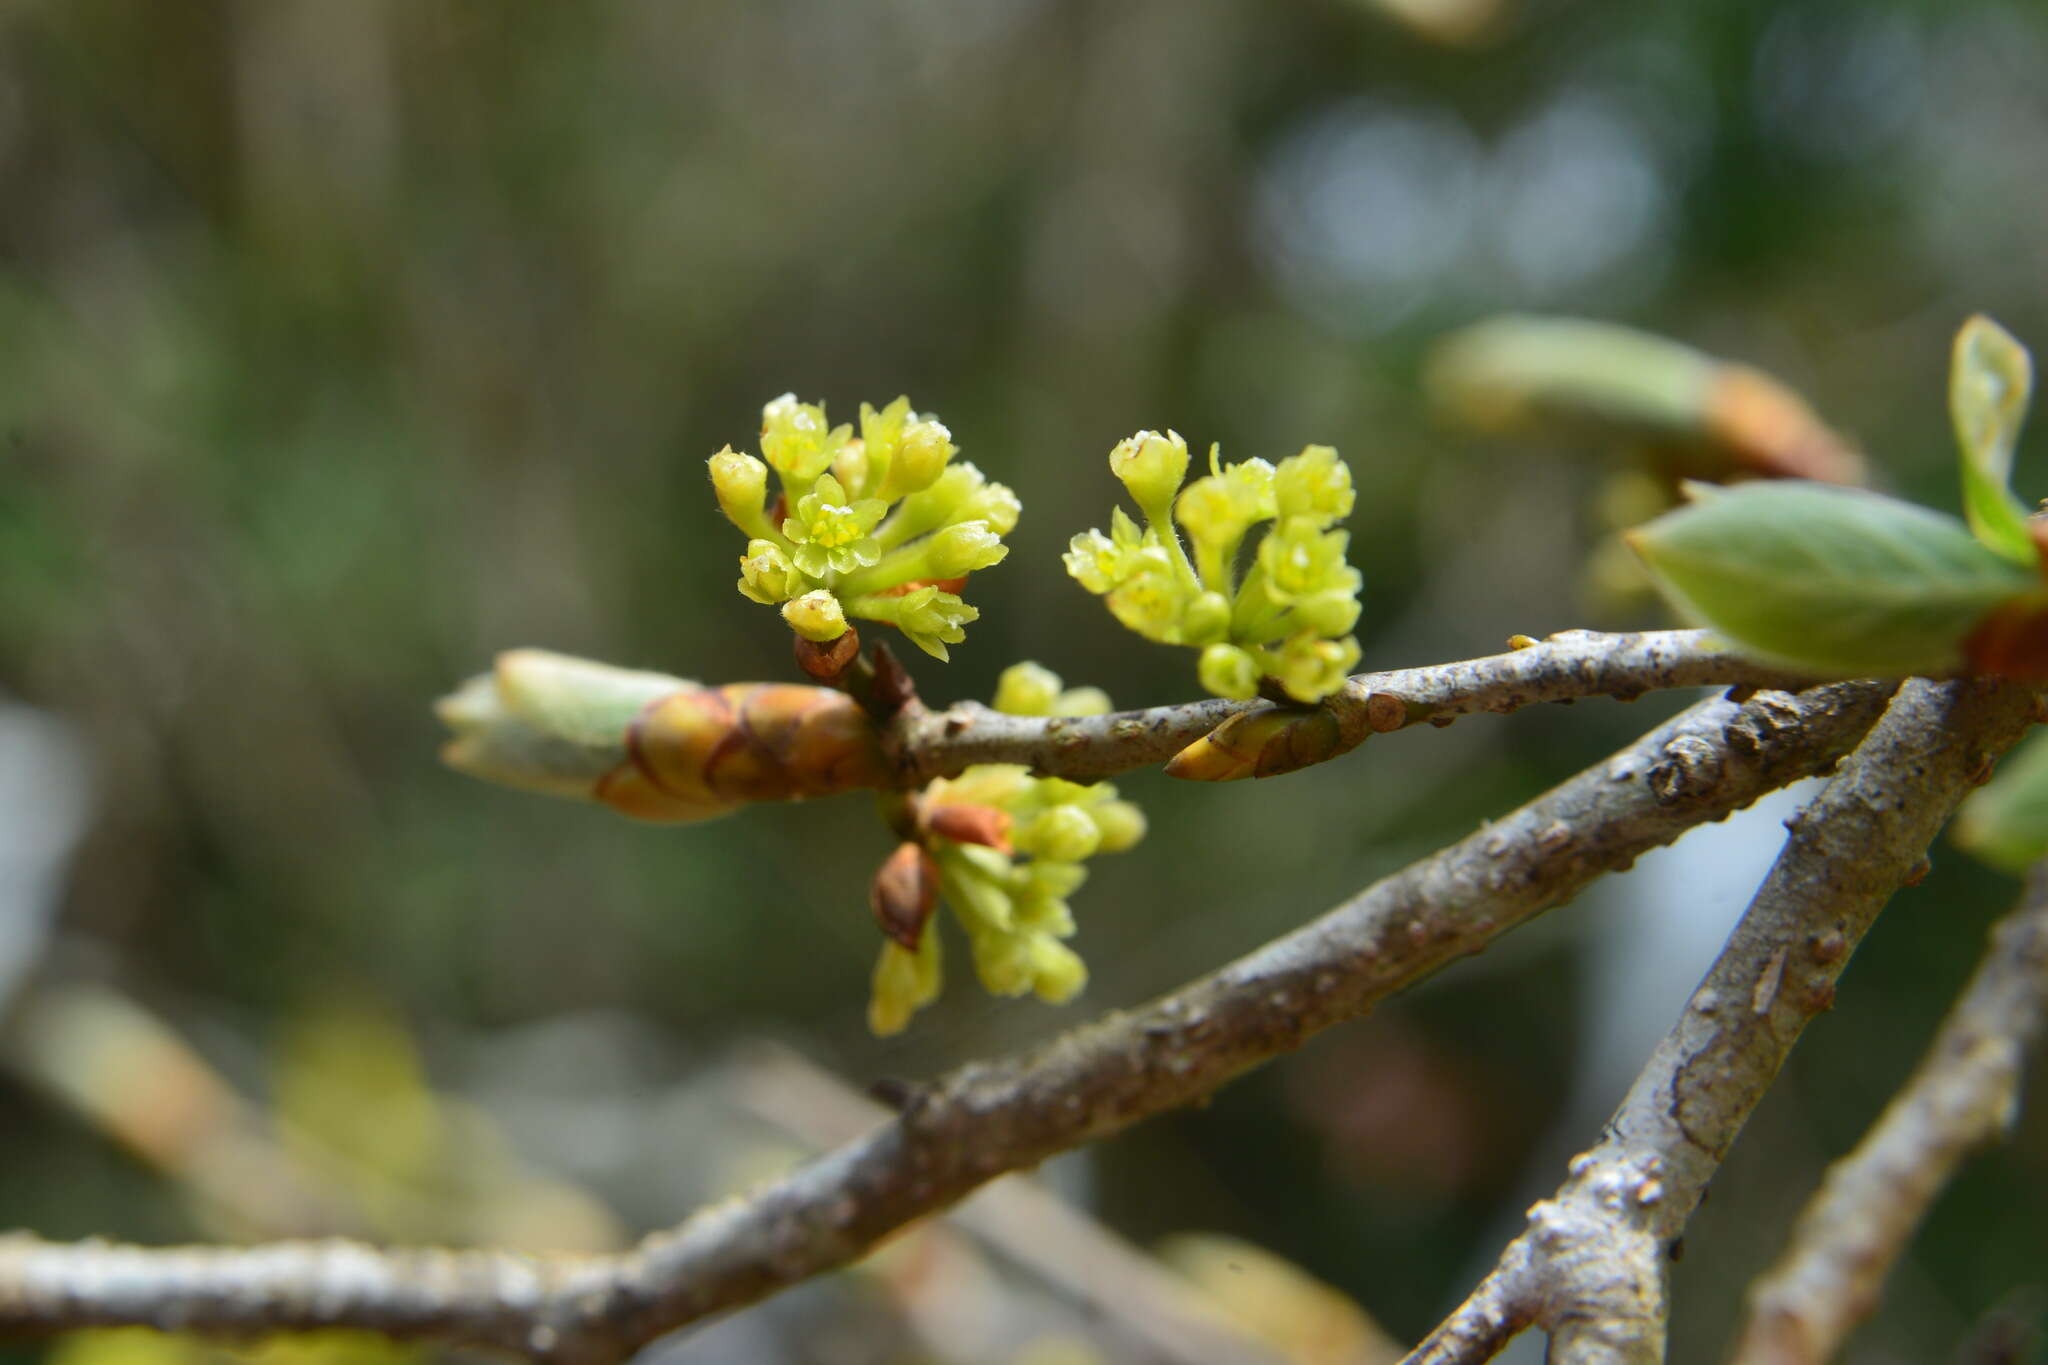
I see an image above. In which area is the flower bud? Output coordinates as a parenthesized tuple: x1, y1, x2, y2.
(1110, 429, 1190, 514)
(993, 661, 1064, 717)
(709, 447, 770, 532)
(962, 480, 1022, 535)
(737, 539, 800, 604)
(1021, 804, 1101, 862)
(782, 590, 849, 642)
(1288, 589, 1362, 638)
(879, 416, 955, 499)
(868, 931, 941, 1037)
(1087, 799, 1147, 853)
(1198, 643, 1261, 700)
(1183, 590, 1232, 644)
(1029, 937, 1088, 1004)
(1265, 631, 1361, 703)
(971, 929, 1035, 996)
(927, 520, 1010, 577)
(1051, 686, 1113, 717)
(1014, 893, 1075, 937)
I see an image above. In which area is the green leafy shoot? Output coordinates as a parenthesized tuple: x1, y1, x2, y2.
(1627, 481, 2037, 677)
(1954, 729, 2048, 874)
(1952, 315, 2037, 566)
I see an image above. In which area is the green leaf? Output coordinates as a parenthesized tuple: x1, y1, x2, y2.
(1954, 729, 2048, 873)
(1628, 481, 2037, 676)
(1951, 314, 2036, 565)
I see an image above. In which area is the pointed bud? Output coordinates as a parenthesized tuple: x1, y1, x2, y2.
(871, 842, 940, 950)
(925, 802, 1014, 853)
(1166, 705, 1349, 782)
(782, 590, 849, 643)
(437, 650, 691, 800)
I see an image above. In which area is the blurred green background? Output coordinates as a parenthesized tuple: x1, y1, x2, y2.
(2, 1, 2046, 1362)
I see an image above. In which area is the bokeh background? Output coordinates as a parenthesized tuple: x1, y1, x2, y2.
(2, 1, 2047, 1362)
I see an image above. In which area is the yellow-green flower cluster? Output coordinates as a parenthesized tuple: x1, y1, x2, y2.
(1064, 432, 1364, 702)
(712, 394, 1019, 659)
(868, 663, 1146, 1035)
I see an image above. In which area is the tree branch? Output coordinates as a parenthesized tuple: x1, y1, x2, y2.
(1727, 860, 2048, 1365)
(0, 680, 1889, 1364)
(895, 629, 1822, 783)
(1400, 678, 2041, 1365)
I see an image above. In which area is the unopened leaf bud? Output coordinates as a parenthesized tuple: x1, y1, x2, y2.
(1166, 704, 1348, 782)
(1110, 429, 1190, 515)
(782, 590, 849, 643)
(1199, 643, 1261, 700)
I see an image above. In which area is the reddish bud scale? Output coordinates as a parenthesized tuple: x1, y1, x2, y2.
(875, 576, 968, 598)
(1963, 599, 2048, 681)
(871, 841, 940, 949)
(1705, 367, 1867, 486)
(595, 683, 890, 821)
(924, 802, 1014, 853)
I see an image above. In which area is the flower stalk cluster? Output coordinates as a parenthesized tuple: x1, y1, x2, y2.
(713, 395, 1018, 660)
(867, 663, 1145, 1035)
(1064, 431, 1364, 702)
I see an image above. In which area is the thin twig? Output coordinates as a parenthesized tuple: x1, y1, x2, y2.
(0, 682, 1890, 1364)
(728, 1041, 1317, 1365)
(895, 629, 1821, 783)
(1400, 678, 2041, 1365)
(1727, 860, 2048, 1365)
